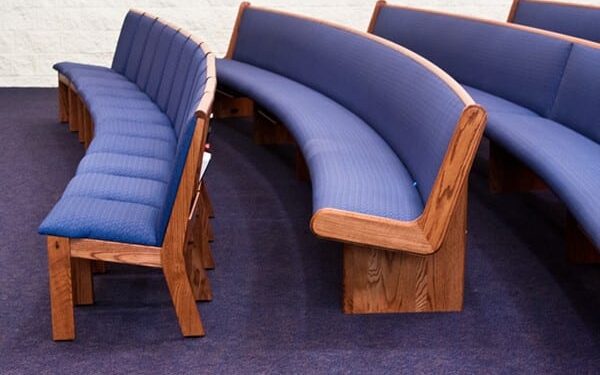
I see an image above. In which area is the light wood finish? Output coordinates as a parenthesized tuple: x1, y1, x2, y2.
(566, 214, 600, 264)
(508, 0, 521, 22)
(213, 90, 254, 119)
(367, 0, 387, 33)
(343, 184, 467, 313)
(311, 106, 486, 255)
(47, 236, 75, 341)
(225, 2, 252, 59)
(253, 109, 295, 145)
(185, 193, 213, 300)
(46, 21, 217, 339)
(71, 258, 94, 306)
(58, 77, 69, 123)
(70, 239, 163, 268)
(489, 142, 547, 193)
(376, 1, 600, 49)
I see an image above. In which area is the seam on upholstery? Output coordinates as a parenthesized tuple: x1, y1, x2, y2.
(548, 42, 575, 118)
(139, 22, 168, 92)
(169, 44, 201, 132)
(86, 149, 174, 162)
(97, 130, 176, 143)
(62, 194, 162, 211)
(149, 30, 180, 101)
(159, 35, 191, 112)
(118, 13, 143, 74)
(132, 18, 159, 83)
(77, 170, 171, 184)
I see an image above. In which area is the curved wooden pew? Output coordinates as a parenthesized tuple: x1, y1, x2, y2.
(40, 11, 217, 340)
(217, 3, 487, 313)
(369, 1, 600, 261)
(508, 0, 600, 42)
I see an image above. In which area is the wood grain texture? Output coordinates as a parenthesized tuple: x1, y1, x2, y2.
(311, 106, 486, 255)
(566, 214, 600, 264)
(489, 141, 547, 193)
(47, 236, 75, 341)
(70, 239, 162, 268)
(71, 258, 94, 306)
(213, 90, 254, 119)
(376, 1, 600, 49)
(225, 2, 252, 59)
(343, 185, 467, 313)
(58, 77, 69, 123)
(185, 200, 213, 301)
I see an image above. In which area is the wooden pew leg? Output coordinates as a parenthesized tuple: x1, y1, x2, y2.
(77, 96, 85, 144)
(71, 258, 94, 305)
(185, 232, 213, 302)
(67, 87, 79, 133)
(213, 90, 254, 119)
(199, 188, 215, 269)
(162, 246, 205, 337)
(343, 187, 467, 313)
(489, 142, 547, 193)
(201, 183, 214, 219)
(58, 79, 69, 123)
(566, 214, 600, 264)
(253, 110, 295, 145)
(47, 236, 75, 341)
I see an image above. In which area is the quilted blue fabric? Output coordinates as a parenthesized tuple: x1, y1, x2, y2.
(373, 6, 572, 117)
(41, 11, 209, 246)
(371, 6, 600, 249)
(514, 0, 600, 42)
(486, 112, 600, 247)
(232, 9, 466, 205)
(218, 59, 423, 220)
(550, 45, 600, 144)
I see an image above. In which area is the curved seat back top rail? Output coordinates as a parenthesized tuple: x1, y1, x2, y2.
(223, 2, 487, 256)
(218, 3, 486, 314)
(508, 0, 600, 42)
(40, 9, 217, 340)
(368, 1, 600, 252)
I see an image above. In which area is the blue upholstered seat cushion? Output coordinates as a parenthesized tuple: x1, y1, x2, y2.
(218, 59, 423, 220)
(463, 86, 537, 116)
(87, 134, 176, 162)
(514, 0, 600, 43)
(53, 62, 114, 81)
(486, 112, 600, 247)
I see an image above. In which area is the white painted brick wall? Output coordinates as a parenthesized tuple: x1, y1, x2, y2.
(0, 0, 598, 87)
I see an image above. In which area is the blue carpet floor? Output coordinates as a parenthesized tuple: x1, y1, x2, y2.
(0, 88, 598, 373)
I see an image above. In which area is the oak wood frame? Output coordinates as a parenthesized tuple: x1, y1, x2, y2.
(223, 3, 487, 313)
(46, 19, 217, 340)
(371, 1, 600, 258)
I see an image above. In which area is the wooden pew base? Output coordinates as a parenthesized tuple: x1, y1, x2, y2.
(213, 90, 254, 119)
(58, 77, 69, 123)
(489, 142, 547, 193)
(566, 214, 600, 264)
(343, 188, 467, 314)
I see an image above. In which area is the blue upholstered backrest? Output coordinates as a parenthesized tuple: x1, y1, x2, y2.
(111, 11, 143, 73)
(513, 1, 600, 42)
(372, 6, 572, 117)
(233, 9, 467, 203)
(550, 45, 600, 143)
(110, 10, 211, 243)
